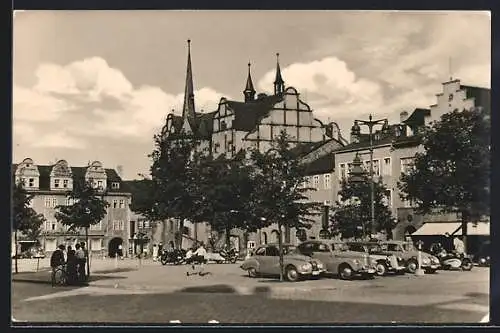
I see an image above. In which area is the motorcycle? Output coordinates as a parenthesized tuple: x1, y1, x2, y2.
(218, 248, 239, 264)
(437, 250, 473, 271)
(160, 249, 186, 265)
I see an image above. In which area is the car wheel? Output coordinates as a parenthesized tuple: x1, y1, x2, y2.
(285, 265, 300, 282)
(406, 260, 417, 274)
(247, 267, 257, 278)
(376, 262, 387, 276)
(462, 259, 473, 271)
(338, 264, 353, 280)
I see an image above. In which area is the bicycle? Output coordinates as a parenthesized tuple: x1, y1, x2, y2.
(51, 265, 68, 287)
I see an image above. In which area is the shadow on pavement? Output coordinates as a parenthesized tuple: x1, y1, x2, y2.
(93, 268, 138, 274)
(179, 284, 238, 294)
(12, 273, 128, 286)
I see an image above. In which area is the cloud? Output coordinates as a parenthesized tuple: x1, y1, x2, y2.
(13, 57, 228, 144)
(32, 132, 87, 149)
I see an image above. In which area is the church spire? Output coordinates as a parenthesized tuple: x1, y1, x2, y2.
(274, 52, 285, 95)
(243, 62, 256, 102)
(182, 39, 196, 127)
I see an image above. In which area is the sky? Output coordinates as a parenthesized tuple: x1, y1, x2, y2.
(13, 10, 491, 180)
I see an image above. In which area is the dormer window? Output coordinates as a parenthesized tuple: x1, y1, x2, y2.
(28, 178, 34, 187)
(97, 180, 103, 188)
(111, 182, 120, 190)
(63, 179, 69, 188)
(221, 120, 227, 130)
(54, 179, 60, 188)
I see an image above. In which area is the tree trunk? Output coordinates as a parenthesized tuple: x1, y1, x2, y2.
(277, 221, 284, 282)
(85, 227, 90, 279)
(225, 225, 231, 249)
(14, 230, 18, 274)
(177, 218, 184, 249)
(461, 210, 469, 254)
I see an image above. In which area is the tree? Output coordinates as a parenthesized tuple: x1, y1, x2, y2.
(330, 176, 395, 240)
(195, 150, 255, 248)
(398, 107, 490, 252)
(126, 178, 154, 214)
(247, 131, 322, 281)
(54, 181, 109, 278)
(12, 181, 46, 273)
(146, 132, 206, 249)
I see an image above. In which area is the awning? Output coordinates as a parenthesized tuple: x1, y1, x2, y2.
(453, 222, 490, 236)
(412, 222, 461, 236)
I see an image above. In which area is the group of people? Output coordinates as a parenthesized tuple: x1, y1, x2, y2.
(429, 234, 466, 258)
(185, 242, 209, 276)
(50, 242, 88, 285)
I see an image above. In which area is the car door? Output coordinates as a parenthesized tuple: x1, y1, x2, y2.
(310, 242, 335, 273)
(249, 246, 266, 273)
(260, 245, 281, 275)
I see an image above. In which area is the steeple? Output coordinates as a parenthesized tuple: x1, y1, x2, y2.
(273, 53, 285, 95)
(243, 62, 256, 102)
(182, 39, 196, 128)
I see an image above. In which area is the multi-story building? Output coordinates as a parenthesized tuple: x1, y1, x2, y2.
(158, 40, 347, 249)
(332, 78, 490, 242)
(13, 158, 132, 256)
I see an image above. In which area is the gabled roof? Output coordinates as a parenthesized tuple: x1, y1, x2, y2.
(460, 85, 490, 113)
(303, 153, 335, 175)
(228, 94, 283, 132)
(403, 108, 431, 126)
(12, 164, 125, 193)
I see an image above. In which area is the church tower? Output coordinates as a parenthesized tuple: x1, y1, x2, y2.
(243, 62, 256, 102)
(273, 53, 285, 95)
(181, 39, 196, 133)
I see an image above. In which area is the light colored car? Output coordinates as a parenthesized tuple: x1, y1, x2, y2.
(379, 241, 440, 274)
(240, 243, 326, 282)
(297, 240, 377, 280)
(343, 241, 406, 276)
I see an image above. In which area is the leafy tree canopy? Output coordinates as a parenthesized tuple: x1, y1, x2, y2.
(13, 181, 45, 239)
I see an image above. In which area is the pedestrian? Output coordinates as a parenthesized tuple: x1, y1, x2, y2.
(158, 242, 163, 254)
(118, 244, 124, 259)
(453, 236, 466, 257)
(75, 243, 86, 283)
(187, 243, 209, 277)
(152, 244, 158, 262)
(66, 245, 77, 285)
(50, 245, 66, 286)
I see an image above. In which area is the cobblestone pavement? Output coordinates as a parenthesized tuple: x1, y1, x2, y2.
(12, 266, 490, 324)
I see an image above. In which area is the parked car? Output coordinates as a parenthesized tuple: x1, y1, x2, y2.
(296, 240, 377, 280)
(379, 241, 440, 274)
(240, 243, 326, 282)
(344, 241, 406, 276)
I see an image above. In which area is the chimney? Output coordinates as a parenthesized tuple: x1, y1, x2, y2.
(400, 111, 409, 123)
(116, 165, 124, 178)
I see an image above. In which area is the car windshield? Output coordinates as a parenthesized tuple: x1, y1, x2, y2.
(403, 243, 416, 251)
(368, 244, 382, 253)
(283, 245, 297, 255)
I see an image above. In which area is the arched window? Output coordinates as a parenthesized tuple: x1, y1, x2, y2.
(261, 232, 268, 245)
(270, 230, 280, 243)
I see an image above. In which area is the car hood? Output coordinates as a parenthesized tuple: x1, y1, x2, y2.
(335, 250, 368, 259)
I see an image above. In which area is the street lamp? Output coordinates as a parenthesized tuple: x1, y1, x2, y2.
(349, 153, 367, 239)
(353, 115, 389, 237)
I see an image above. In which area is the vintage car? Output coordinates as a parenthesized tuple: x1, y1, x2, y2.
(343, 241, 406, 276)
(379, 240, 440, 274)
(296, 240, 377, 280)
(240, 243, 326, 282)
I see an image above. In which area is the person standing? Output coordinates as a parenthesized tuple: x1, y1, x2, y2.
(66, 245, 77, 285)
(453, 236, 466, 257)
(152, 244, 158, 262)
(50, 245, 66, 286)
(75, 243, 86, 283)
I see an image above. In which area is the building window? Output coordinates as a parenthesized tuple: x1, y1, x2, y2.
(90, 221, 102, 230)
(313, 175, 320, 188)
(113, 200, 118, 209)
(111, 182, 120, 189)
(401, 157, 415, 175)
(45, 197, 58, 208)
(144, 221, 150, 228)
(339, 164, 346, 179)
(28, 178, 35, 187)
(91, 239, 102, 251)
(383, 190, 392, 207)
(65, 197, 72, 206)
(119, 200, 125, 208)
(97, 180, 103, 189)
(119, 220, 124, 230)
(383, 158, 391, 176)
(63, 179, 69, 188)
(54, 179, 60, 188)
(113, 220, 123, 230)
(52, 198, 58, 207)
(363, 160, 380, 177)
(51, 222, 57, 231)
(324, 174, 331, 189)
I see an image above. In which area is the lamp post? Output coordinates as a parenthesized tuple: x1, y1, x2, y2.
(349, 153, 367, 239)
(354, 115, 389, 237)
